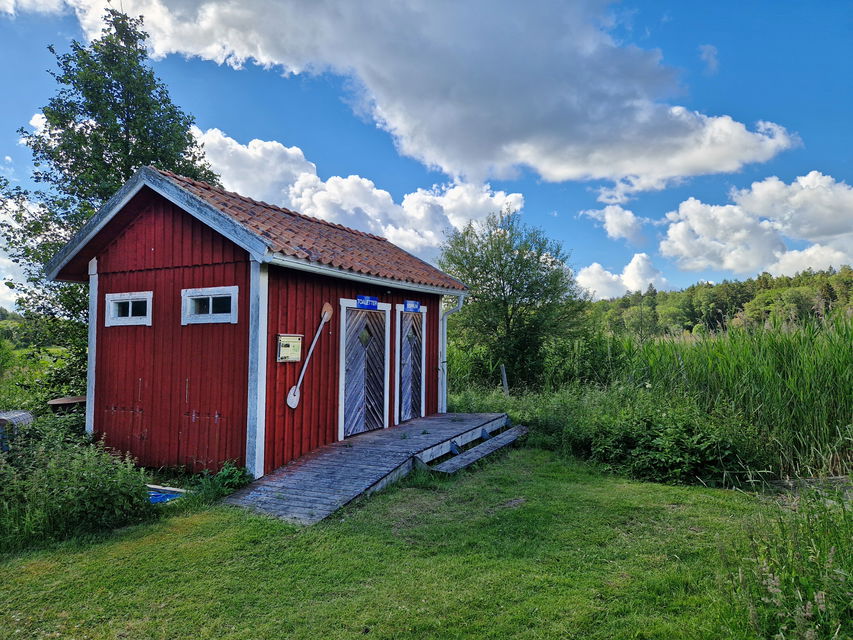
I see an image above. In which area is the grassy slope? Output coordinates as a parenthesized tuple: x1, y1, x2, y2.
(1, 449, 764, 640)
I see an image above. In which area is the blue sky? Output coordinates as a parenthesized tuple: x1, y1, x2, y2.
(1, 1, 851, 306)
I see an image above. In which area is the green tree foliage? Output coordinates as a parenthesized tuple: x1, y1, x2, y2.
(592, 265, 853, 336)
(440, 209, 586, 387)
(0, 9, 218, 393)
(23, 10, 217, 208)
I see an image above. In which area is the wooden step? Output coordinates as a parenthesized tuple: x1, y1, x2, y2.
(430, 425, 528, 474)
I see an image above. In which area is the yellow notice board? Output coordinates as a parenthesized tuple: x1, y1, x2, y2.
(277, 334, 303, 362)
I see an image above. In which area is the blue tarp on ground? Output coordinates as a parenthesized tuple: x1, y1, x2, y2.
(148, 491, 182, 504)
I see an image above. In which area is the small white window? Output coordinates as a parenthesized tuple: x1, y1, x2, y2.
(104, 291, 153, 327)
(181, 286, 238, 325)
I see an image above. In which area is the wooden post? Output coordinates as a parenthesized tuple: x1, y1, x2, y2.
(500, 364, 509, 396)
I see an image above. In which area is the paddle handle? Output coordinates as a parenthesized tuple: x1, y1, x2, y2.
(294, 316, 328, 392)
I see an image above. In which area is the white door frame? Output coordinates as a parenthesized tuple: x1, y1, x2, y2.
(338, 298, 391, 441)
(394, 304, 428, 425)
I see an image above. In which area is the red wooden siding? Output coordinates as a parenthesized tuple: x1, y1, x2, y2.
(264, 267, 440, 474)
(95, 194, 250, 472)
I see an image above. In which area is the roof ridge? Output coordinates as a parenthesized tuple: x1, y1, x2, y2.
(153, 167, 388, 242)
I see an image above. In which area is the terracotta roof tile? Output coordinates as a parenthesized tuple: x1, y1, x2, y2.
(155, 169, 466, 292)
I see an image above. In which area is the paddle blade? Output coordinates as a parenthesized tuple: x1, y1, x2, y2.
(321, 302, 333, 322)
(286, 386, 300, 409)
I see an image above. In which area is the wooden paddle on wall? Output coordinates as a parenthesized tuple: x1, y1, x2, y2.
(287, 302, 334, 409)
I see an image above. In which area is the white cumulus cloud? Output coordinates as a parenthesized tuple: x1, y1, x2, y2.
(577, 253, 667, 300)
(733, 171, 853, 245)
(659, 198, 784, 273)
(1, 0, 65, 13)
(194, 126, 316, 204)
(194, 127, 522, 260)
(765, 245, 850, 277)
(7, 0, 795, 199)
(579, 204, 646, 243)
(659, 171, 853, 276)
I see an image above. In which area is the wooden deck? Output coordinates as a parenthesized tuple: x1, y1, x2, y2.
(224, 412, 508, 524)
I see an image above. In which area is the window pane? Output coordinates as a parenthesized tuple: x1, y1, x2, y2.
(115, 300, 130, 317)
(211, 296, 232, 314)
(191, 297, 210, 315)
(130, 300, 148, 317)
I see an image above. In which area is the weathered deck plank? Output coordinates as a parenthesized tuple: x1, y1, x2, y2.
(224, 413, 507, 524)
(431, 425, 528, 474)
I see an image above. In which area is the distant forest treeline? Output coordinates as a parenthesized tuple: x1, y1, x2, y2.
(589, 265, 853, 336)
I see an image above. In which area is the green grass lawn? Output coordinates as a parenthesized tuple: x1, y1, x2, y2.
(1, 448, 765, 639)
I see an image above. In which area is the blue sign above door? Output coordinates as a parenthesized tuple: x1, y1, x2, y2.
(403, 300, 421, 312)
(356, 295, 379, 310)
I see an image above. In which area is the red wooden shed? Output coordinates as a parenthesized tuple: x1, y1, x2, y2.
(47, 167, 466, 477)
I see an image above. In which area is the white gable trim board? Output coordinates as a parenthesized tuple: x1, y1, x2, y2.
(394, 303, 428, 425)
(337, 298, 392, 442)
(46, 167, 269, 280)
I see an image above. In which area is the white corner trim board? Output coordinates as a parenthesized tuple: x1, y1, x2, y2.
(394, 303, 428, 425)
(337, 298, 392, 442)
(104, 290, 153, 327)
(85, 258, 98, 435)
(181, 285, 239, 325)
(245, 262, 268, 478)
(438, 294, 465, 413)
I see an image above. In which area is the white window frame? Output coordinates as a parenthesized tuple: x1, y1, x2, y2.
(104, 291, 153, 327)
(394, 303, 428, 425)
(181, 285, 239, 325)
(338, 298, 391, 441)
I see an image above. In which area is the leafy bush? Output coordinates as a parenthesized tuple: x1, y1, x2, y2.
(0, 346, 81, 413)
(724, 489, 852, 639)
(178, 461, 252, 507)
(440, 210, 584, 387)
(582, 388, 750, 485)
(0, 339, 14, 377)
(0, 415, 153, 551)
(450, 385, 581, 451)
(450, 384, 762, 485)
(448, 329, 635, 391)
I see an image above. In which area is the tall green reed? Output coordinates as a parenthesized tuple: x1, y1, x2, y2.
(627, 315, 852, 476)
(449, 314, 852, 477)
